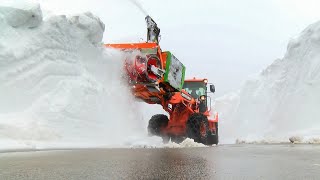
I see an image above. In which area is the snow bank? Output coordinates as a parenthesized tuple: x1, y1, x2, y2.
(216, 21, 320, 144)
(0, 2, 148, 150)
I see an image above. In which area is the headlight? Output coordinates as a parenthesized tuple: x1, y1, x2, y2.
(204, 79, 208, 84)
(200, 95, 206, 101)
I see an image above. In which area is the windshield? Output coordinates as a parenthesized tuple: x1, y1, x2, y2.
(183, 81, 206, 98)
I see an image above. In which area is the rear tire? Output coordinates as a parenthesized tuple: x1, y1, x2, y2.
(148, 114, 169, 143)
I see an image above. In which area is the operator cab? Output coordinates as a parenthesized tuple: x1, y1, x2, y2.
(183, 78, 215, 112)
(183, 78, 215, 98)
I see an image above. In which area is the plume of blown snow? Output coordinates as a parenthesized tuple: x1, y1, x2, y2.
(216, 21, 320, 144)
(127, 0, 148, 16)
(0, 2, 148, 150)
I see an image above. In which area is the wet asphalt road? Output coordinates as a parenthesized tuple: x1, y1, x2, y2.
(0, 144, 320, 180)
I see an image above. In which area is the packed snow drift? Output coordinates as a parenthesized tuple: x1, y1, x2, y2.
(0, 1, 150, 150)
(216, 21, 320, 144)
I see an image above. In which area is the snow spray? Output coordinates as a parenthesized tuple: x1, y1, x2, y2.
(128, 0, 148, 16)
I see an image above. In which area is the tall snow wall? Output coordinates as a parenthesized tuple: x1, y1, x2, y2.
(0, 1, 147, 149)
(216, 21, 320, 144)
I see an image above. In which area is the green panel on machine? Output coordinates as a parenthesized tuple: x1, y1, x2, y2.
(164, 51, 186, 91)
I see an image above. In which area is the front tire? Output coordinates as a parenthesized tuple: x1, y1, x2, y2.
(186, 113, 210, 144)
(147, 114, 169, 142)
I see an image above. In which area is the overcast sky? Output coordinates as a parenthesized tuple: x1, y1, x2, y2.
(38, 0, 320, 96)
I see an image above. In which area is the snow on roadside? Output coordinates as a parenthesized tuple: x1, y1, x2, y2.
(129, 138, 208, 148)
(216, 21, 320, 144)
(0, 1, 148, 150)
(164, 138, 207, 148)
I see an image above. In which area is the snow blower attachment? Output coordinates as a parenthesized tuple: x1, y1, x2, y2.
(105, 15, 219, 145)
(124, 51, 164, 84)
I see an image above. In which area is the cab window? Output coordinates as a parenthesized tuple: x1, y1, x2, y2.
(183, 82, 206, 98)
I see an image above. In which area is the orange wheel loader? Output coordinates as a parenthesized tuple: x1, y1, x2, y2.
(105, 16, 219, 145)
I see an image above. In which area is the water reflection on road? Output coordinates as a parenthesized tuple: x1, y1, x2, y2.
(0, 144, 320, 179)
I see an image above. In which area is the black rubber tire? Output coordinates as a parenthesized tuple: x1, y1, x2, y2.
(186, 113, 210, 144)
(207, 122, 219, 145)
(148, 114, 169, 137)
(170, 136, 186, 144)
